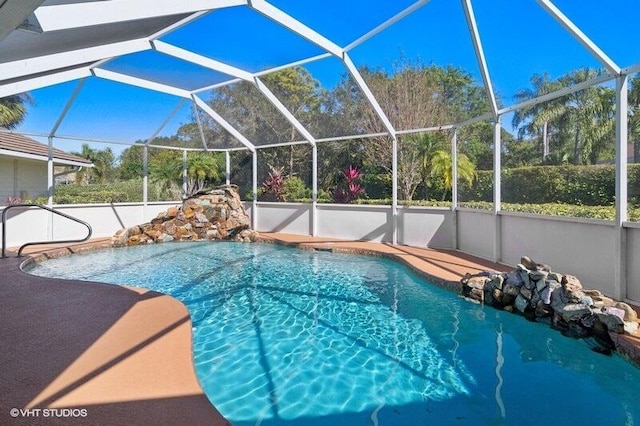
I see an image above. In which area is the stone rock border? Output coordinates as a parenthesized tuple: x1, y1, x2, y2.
(461, 255, 639, 355)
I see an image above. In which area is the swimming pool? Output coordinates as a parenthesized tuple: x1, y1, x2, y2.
(28, 242, 640, 425)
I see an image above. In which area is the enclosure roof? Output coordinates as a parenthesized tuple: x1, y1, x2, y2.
(1, 0, 639, 151)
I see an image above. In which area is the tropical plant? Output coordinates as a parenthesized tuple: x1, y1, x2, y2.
(261, 166, 285, 201)
(6, 196, 22, 205)
(414, 132, 448, 199)
(0, 94, 29, 129)
(73, 144, 116, 184)
(332, 165, 364, 203)
(628, 75, 640, 162)
(512, 68, 615, 165)
(429, 150, 476, 200)
(185, 152, 222, 196)
(148, 150, 181, 197)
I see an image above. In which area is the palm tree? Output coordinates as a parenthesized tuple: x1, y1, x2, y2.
(185, 152, 222, 196)
(512, 68, 615, 165)
(149, 150, 181, 196)
(430, 149, 476, 200)
(512, 73, 564, 162)
(415, 132, 448, 199)
(628, 76, 640, 162)
(73, 144, 115, 184)
(559, 69, 615, 164)
(0, 94, 29, 129)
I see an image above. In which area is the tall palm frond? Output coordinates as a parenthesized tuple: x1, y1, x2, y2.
(0, 94, 29, 130)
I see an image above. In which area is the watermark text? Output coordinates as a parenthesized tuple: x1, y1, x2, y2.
(9, 408, 88, 418)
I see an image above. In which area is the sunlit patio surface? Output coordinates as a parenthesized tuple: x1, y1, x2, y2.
(1, 235, 639, 424)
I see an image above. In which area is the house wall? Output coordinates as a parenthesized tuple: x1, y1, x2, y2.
(0, 157, 48, 205)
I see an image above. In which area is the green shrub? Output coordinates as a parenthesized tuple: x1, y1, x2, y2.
(24, 196, 47, 205)
(31, 173, 640, 222)
(317, 189, 331, 202)
(363, 172, 392, 199)
(458, 201, 640, 221)
(46, 179, 177, 204)
(55, 191, 129, 204)
(459, 171, 493, 202)
(282, 176, 311, 201)
(630, 164, 640, 201)
(461, 164, 640, 206)
(502, 202, 615, 220)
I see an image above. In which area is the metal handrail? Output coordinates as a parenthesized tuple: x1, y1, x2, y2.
(1, 204, 93, 258)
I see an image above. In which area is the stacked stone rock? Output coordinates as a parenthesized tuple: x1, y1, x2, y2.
(461, 256, 639, 348)
(112, 185, 258, 247)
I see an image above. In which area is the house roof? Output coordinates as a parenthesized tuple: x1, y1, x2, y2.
(0, 131, 93, 167)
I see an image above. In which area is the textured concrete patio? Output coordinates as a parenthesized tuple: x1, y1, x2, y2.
(2, 234, 639, 425)
(1, 240, 230, 425)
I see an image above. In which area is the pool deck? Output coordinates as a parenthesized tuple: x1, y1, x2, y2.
(1, 233, 639, 424)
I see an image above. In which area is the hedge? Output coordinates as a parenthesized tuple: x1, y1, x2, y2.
(27, 179, 176, 204)
(23, 170, 640, 222)
(458, 201, 640, 221)
(459, 164, 640, 206)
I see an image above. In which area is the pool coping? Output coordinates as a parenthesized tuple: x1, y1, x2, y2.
(2, 233, 640, 424)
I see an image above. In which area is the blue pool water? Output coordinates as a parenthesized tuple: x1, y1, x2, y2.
(28, 242, 640, 425)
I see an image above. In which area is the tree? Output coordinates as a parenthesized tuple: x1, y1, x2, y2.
(559, 69, 615, 165)
(149, 149, 181, 196)
(118, 145, 144, 180)
(73, 144, 115, 184)
(330, 61, 490, 200)
(502, 137, 541, 168)
(261, 67, 325, 176)
(185, 152, 223, 196)
(512, 68, 615, 165)
(429, 150, 476, 200)
(628, 75, 640, 162)
(0, 94, 29, 130)
(203, 67, 325, 176)
(512, 73, 564, 162)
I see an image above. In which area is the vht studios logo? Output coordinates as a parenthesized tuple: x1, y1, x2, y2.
(10, 408, 88, 418)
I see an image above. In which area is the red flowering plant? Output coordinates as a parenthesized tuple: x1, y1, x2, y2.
(6, 196, 23, 205)
(261, 166, 285, 201)
(332, 165, 364, 204)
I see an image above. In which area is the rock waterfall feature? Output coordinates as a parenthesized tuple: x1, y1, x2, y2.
(112, 185, 258, 246)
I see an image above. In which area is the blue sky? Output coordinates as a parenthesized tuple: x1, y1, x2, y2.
(18, 0, 640, 154)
